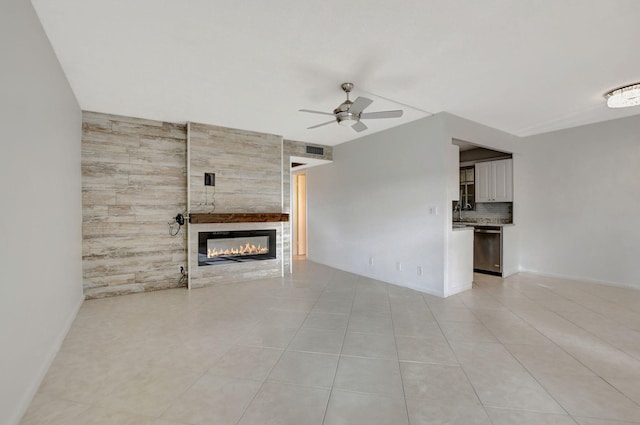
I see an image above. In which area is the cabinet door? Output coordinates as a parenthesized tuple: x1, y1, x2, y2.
(475, 162, 492, 202)
(492, 159, 513, 202)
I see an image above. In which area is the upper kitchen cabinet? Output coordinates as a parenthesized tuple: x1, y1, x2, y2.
(458, 166, 475, 210)
(475, 159, 512, 202)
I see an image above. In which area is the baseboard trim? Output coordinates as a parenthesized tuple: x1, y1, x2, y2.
(10, 294, 84, 425)
(502, 266, 519, 278)
(401, 280, 445, 298)
(444, 283, 473, 297)
(306, 259, 445, 298)
(518, 268, 639, 291)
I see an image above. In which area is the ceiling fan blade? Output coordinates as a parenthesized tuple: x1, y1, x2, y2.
(352, 121, 368, 132)
(349, 97, 373, 115)
(307, 119, 335, 130)
(299, 109, 335, 116)
(360, 110, 404, 119)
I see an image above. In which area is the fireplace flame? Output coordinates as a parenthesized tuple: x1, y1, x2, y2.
(207, 242, 268, 258)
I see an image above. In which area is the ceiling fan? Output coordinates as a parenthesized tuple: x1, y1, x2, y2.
(299, 83, 403, 132)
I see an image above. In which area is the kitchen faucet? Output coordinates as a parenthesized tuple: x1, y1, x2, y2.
(455, 202, 463, 221)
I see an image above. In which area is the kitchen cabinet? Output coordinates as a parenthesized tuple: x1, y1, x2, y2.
(458, 166, 475, 210)
(475, 159, 512, 202)
(460, 167, 474, 183)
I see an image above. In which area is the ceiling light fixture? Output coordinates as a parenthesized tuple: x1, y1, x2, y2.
(335, 112, 358, 126)
(604, 82, 640, 108)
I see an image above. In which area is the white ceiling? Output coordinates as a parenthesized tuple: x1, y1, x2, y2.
(31, 0, 640, 146)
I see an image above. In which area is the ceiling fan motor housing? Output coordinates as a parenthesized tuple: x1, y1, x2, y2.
(335, 111, 358, 126)
(334, 99, 358, 126)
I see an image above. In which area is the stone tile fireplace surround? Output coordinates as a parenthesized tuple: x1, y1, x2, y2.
(81, 112, 331, 299)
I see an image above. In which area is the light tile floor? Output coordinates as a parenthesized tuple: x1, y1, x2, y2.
(19, 260, 640, 425)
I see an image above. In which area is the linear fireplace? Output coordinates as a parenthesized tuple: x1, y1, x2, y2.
(198, 229, 276, 266)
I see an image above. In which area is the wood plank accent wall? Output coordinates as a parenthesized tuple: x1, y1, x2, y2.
(81, 113, 332, 298)
(82, 112, 187, 299)
(188, 122, 282, 214)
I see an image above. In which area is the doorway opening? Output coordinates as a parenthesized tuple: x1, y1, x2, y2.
(294, 173, 307, 257)
(290, 155, 332, 265)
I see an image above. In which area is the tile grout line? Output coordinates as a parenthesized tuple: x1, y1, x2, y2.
(479, 294, 579, 420)
(387, 283, 413, 425)
(477, 274, 618, 421)
(494, 278, 640, 393)
(485, 277, 590, 418)
(422, 291, 499, 425)
(233, 268, 345, 425)
(319, 274, 358, 425)
(232, 274, 328, 425)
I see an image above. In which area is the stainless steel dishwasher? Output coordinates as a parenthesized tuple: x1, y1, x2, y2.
(473, 226, 502, 275)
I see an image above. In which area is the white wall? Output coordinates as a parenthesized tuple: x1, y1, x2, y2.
(0, 1, 83, 424)
(306, 113, 523, 297)
(306, 116, 450, 296)
(518, 114, 640, 289)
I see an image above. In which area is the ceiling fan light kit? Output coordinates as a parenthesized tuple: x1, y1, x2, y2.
(336, 113, 358, 126)
(604, 82, 640, 108)
(300, 82, 403, 132)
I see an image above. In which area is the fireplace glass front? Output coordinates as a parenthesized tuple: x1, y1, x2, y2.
(198, 230, 276, 266)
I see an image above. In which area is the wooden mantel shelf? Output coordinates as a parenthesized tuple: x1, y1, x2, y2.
(189, 213, 289, 224)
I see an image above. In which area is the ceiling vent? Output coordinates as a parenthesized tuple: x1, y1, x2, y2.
(306, 146, 324, 156)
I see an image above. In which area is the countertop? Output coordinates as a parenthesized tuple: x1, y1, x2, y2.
(452, 226, 474, 231)
(452, 222, 515, 229)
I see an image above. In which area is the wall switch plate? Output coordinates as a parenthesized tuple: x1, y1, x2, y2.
(396, 262, 402, 271)
(417, 266, 422, 276)
(369, 257, 374, 266)
(204, 173, 215, 186)
(429, 207, 438, 215)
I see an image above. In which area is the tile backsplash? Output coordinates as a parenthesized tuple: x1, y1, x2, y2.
(454, 202, 512, 224)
